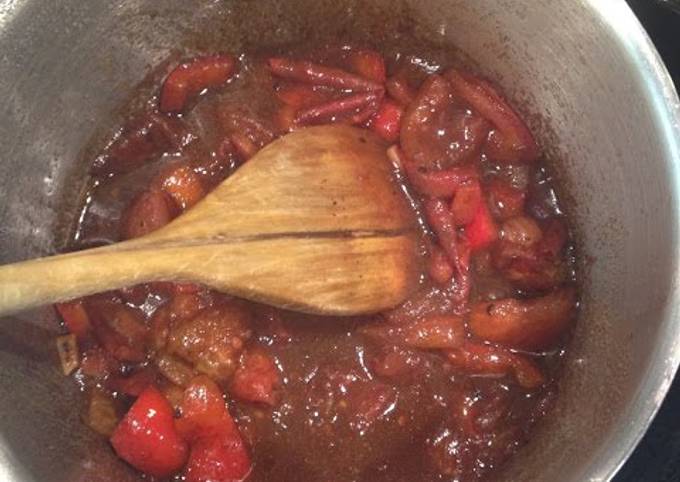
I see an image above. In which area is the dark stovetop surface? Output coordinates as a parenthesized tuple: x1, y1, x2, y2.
(615, 1, 680, 481)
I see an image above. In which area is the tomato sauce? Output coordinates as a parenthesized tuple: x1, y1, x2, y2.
(58, 44, 577, 482)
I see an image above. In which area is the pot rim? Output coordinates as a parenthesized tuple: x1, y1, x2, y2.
(590, 0, 680, 480)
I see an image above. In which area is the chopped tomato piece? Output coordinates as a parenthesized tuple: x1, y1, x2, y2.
(487, 178, 526, 220)
(110, 386, 188, 478)
(538, 218, 569, 258)
(176, 375, 237, 441)
(469, 287, 577, 351)
(120, 190, 177, 240)
(84, 388, 120, 437)
(217, 109, 276, 155)
(450, 181, 482, 226)
(348, 49, 387, 83)
(109, 368, 157, 397)
(155, 353, 197, 387)
(464, 200, 498, 251)
(492, 240, 565, 291)
(401, 75, 489, 169)
(160, 55, 237, 113)
(87, 300, 148, 363)
(185, 433, 252, 482)
(492, 219, 568, 291)
(360, 314, 466, 350)
(55, 300, 91, 340)
(152, 163, 206, 211)
(230, 348, 281, 406)
(91, 114, 186, 176)
(274, 104, 298, 133)
(500, 216, 543, 247)
(177, 376, 252, 482)
(370, 99, 403, 142)
(370, 346, 423, 379)
(80, 347, 121, 379)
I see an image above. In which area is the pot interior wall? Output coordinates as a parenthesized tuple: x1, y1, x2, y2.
(0, 1, 678, 481)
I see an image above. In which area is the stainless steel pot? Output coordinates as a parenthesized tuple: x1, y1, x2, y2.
(1, 0, 679, 481)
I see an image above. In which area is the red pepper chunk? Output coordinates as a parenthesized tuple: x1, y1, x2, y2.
(464, 199, 498, 252)
(370, 99, 403, 142)
(230, 348, 281, 406)
(160, 55, 237, 114)
(177, 376, 252, 482)
(110, 386, 188, 478)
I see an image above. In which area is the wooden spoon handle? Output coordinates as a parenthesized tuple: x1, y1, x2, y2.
(0, 242, 175, 314)
(0, 233, 419, 316)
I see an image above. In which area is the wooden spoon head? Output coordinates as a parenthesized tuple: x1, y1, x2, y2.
(142, 125, 423, 315)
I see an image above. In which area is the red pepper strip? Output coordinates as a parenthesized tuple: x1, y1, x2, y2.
(445, 341, 545, 389)
(444, 69, 539, 163)
(275, 82, 331, 108)
(389, 146, 478, 199)
(347, 49, 387, 83)
(294, 91, 382, 126)
(349, 96, 382, 126)
(110, 386, 189, 478)
(424, 198, 471, 302)
(160, 55, 237, 114)
(385, 76, 417, 106)
(268, 58, 383, 92)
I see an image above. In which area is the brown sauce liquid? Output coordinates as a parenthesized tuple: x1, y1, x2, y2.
(65, 45, 576, 482)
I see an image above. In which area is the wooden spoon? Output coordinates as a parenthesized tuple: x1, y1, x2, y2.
(0, 125, 421, 316)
